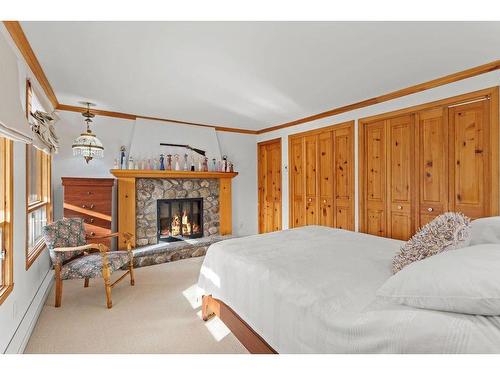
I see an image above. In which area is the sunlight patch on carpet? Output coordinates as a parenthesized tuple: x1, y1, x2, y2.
(197, 310, 231, 341)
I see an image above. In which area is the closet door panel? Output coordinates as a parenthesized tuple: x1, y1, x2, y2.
(417, 108, 448, 226)
(305, 135, 318, 224)
(318, 132, 333, 226)
(333, 126, 354, 230)
(290, 137, 305, 228)
(364, 121, 386, 237)
(450, 100, 489, 219)
(387, 115, 414, 240)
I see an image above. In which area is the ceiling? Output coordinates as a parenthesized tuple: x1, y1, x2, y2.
(21, 21, 500, 131)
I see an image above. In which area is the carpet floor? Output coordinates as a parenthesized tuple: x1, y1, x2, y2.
(25, 256, 248, 354)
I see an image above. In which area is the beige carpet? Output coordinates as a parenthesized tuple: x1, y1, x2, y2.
(25, 257, 247, 354)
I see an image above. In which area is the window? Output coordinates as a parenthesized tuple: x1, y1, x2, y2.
(26, 80, 52, 269)
(0, 136, 14, 304)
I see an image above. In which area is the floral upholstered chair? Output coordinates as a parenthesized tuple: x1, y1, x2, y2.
(42, 217, 135, 309)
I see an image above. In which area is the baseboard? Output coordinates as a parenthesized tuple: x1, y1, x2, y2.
(4, 270, 54, 354)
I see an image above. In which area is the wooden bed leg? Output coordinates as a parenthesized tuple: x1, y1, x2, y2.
(202, 295, 214, 321)
(84, 278, 90, 288)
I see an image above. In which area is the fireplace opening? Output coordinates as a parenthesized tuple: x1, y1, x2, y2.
(157, 198, 203, 242)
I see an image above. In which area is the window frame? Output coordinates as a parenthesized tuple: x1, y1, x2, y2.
(25, 80, 52, 269)
(0, 137, 14, 305)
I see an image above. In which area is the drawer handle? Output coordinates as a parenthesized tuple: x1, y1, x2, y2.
(90, 232, 96, 236)
(87, 191, 92, 195)
(86, 218, 94, 224)
(428, 207, 433, 212)
(308, 198, 312, 202)
(82, 204, 95, 209)
(323, 199, 327, 204)
(397, 205, 402, 210)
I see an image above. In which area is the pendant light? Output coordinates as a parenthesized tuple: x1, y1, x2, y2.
(72, 102, 104, 163)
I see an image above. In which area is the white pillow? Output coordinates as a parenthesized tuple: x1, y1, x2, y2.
(470, 216, 500, 245)
(378, 244, 500, 315)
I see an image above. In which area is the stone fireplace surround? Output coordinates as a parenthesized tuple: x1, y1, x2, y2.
(136, 178, 220, 246)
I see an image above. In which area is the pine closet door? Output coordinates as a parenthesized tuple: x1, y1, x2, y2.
(258, 138, 282, 233)
(363, 120, 387, 237)
(333, 126, 354, 230)
(318, 131, 334, 227)
(289, 121, 355, 230)
(386, 115, 415, 240)
(290, 137, 305, 228)
(304, 135, 319, 225)
(449, 99, 491, 219)
(416, 108, 448, 227)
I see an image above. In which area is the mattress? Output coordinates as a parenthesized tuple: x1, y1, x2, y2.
(197, 226, 500, 353)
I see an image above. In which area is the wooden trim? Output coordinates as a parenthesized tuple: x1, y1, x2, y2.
(258, 60, 500, 134)
(358, 87, 500, 233)
(25, 144, 52, 270)
(110, 170, 238, 179)
(257, 138, 282, 233)
(202, 295, 277, 354)
(3, 21, 59, 109)
(56, 104, 258, 134)
(0, 138, 14, 305)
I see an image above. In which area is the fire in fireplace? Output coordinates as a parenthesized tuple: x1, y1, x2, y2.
(157, 198, 203, 242)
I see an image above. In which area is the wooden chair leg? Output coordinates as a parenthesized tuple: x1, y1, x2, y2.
(102, 253, 112, 309)
(129, 261, 135, 286)
(84, 278, 90, 288)
(55, 264, 63, 308)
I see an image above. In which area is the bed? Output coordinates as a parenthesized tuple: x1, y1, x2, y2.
(197, 226, 500, 353)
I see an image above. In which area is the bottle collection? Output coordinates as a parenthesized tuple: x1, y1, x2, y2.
(113, 152, 234, 173)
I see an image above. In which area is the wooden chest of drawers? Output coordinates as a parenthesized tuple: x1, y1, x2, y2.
(61, 177, 115, 248)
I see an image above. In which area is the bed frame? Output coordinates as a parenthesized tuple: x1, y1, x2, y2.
(202, 295, 277, 354)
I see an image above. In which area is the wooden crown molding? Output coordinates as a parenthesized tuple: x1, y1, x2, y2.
(257, 59, 500, 134)
(55, 104, 258, 134)
(3, 21, 59, 109)
(5, 21, 499, 136)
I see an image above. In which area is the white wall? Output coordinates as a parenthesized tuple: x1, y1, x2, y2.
(257, 71, 500, 231)
(0, 27, 54, 354)
(216, 131, 258, 235)
(52, 112, 258, 237)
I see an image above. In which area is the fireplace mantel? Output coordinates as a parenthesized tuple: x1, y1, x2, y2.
(110, 169, 238, 249)
(110, 170, 238, 179)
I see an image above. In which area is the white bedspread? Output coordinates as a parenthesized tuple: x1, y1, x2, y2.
(197, 226, 500, 353)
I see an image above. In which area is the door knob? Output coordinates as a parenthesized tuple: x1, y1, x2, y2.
(427, 207, 433, 212)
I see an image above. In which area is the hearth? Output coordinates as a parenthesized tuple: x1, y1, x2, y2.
(157, 198, 203, 242)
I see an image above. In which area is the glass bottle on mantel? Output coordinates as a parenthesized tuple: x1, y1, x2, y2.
(183, 153, 189, 171)
(212, 158, 216, 172)
(128, 156, 134, 170)
(174, 154, 180, 171)
(159, 154, 165, 170)
(202, 157, 209, 172)
(166, 154, 172, 170)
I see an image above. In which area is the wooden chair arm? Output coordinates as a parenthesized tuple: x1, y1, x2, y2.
(87, 232, 119, 240)
(53, 244, 102, 252)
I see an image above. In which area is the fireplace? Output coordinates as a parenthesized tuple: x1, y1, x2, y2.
(157, 198, 204, 242)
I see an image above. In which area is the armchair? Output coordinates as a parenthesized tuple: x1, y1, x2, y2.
(42, 218, 135, 309)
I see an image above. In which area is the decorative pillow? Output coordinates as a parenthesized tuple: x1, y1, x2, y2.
(42, 218, 87, 264)
(470, 216, 500, 246)
(378, 244, 500, 315)
(392, 212, 471, 274)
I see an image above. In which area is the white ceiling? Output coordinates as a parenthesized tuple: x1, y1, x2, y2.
(21, 21, 500, 131)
